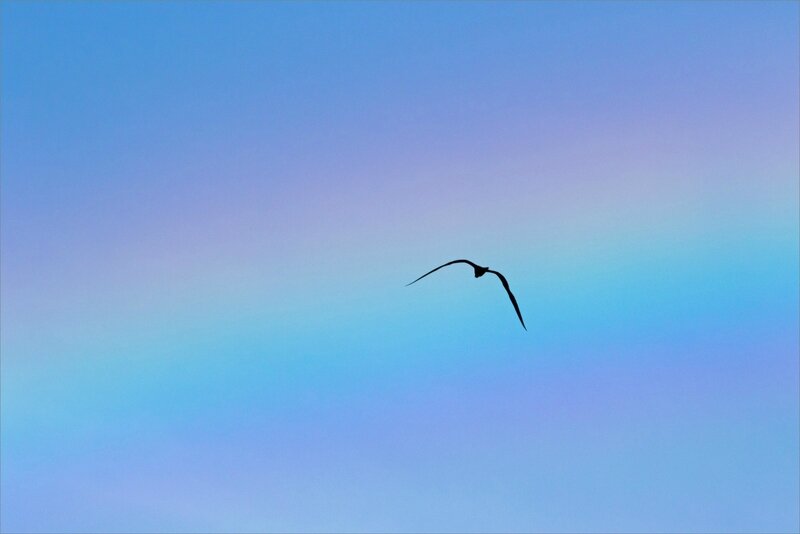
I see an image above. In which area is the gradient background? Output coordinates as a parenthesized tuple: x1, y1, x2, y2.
(1, 1, 799, 532)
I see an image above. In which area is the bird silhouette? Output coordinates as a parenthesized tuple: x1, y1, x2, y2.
(406, 259, 526, 330)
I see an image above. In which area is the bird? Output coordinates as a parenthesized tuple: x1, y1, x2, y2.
(406, 259, 526, 330)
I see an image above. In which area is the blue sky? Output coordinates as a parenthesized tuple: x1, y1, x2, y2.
(2, 2, 799, 532)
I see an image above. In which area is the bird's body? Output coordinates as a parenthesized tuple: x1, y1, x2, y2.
(473, 265, 489, 278)
(406, 259, 526, 330)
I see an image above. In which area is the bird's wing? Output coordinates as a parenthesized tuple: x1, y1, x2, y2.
(487, 270, 526, 330)
(406, 259, 479, 286)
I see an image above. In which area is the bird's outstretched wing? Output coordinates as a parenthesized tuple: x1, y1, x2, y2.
(406, 259, 480, 286)
(487, 270, 526, 330)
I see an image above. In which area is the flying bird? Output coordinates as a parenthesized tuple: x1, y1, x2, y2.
(406, 259, 526, 330)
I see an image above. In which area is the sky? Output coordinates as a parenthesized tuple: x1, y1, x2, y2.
(1, 1, 798, 532)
